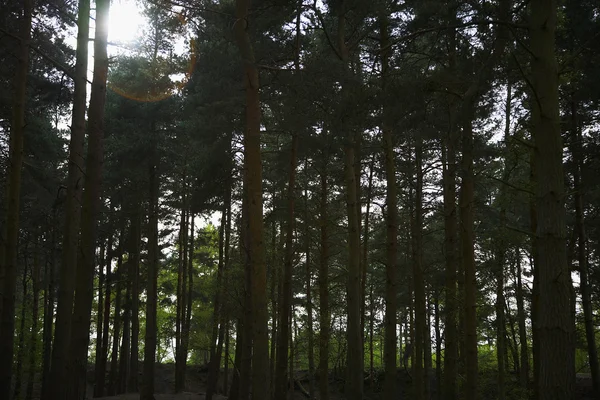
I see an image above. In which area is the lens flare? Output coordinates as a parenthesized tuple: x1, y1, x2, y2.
(108, 9, 196, 103)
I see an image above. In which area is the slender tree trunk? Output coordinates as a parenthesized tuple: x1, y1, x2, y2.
(0, 0, 32, 396)
(109, 228, 125, 396)
(68, 0, 110, 395)
(26, 236, 41, 400)
(336, 4, 363, 398)
(234, 1, 270, 398)
(460, 106, 478, 400)
(13, 257, 29, 400)
(229, 318, 243, 400)
(141, 132, 160, 400)
(530, 1, 575, 398)
(47, 0, 89, 390)
(318, 155, 330, 400)
(94, 243, 106, 395)
(413, 142, 427, 400)
(495, 81, 513, 400)
(207, 201, 229, 400)
(434, 293, 442, 400)
(118, 258, 131, 394)
(224, 318, 230, 394)
(183, 211, 194, 380)
(504, 299, 520, 374)
(496, 245, 506, 400)
(304, 182, 316, 399)
(380, 12, 397, 399)
(175, 201, 187, 392)
(369, 284, 374, 389)
(275, 133, 298, 399)
(128, 205, 142, 393)
(442, 126, 459, 400)
(514, 247, 529, 387)
(240, 194, 253, 400)
(97, 233, 114, 397)
(269, 221, 278, 399)
(570, 98, 599, 394)
(40, 221, 56, 400)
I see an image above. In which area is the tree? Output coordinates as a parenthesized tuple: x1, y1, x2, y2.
(530, 1, 575, 398)
(0, 0, 32, 396)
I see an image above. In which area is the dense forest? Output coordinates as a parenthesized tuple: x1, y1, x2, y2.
(1, 0, 599, 399)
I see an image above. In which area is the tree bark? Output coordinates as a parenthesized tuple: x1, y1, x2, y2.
(46, 1, 89, 396)
(530, 1, 575, 398)
(234, 0, 270, 398)
(460, 105, 478, 400)
(40, 220, 57, 400)
(442, 124, 459, 399)
(336, 3, 363, 397)
(304, 184, 316, 400)
(128, 205, 142, 393)
(318, 153, 330, 400)
(118, 253, 132, 393)
(380, 12, 397, 400)
(141, 131, 160, 400)
(175, 201, 187, 393)
(207, 199, 229, 400)
(109, 227, 125, 396)
(26, 235, 41, 400)
(94, 243, 106, 396)
(275, 133, 298, 399)
(0, 0, 32, 396)
(514, 247, 529, 387)
(413, 142, 427, 400)
(570, 97, 599, 394)
(68, 0, 109, 395)
(96, 232, 114, 397)
(13, 255, 29, 400)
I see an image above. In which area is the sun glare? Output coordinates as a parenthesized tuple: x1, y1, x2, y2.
(108, 0, 145, 45)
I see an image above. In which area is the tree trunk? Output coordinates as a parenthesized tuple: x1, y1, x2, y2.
(141, 132, 160, 400)
(318, 154, 330, 400)
(413, 142, 427, 400)
(304, 186, 316, 400)
(40, 221, 57, 400)
(570, 98, 599, 394)
(269, 221, 278, 398)
(514, 247, 529, 387)
(275, 133, 298, 399)
(96, 233, 114, 397)
(234, 0, 270, 397)
(175, 201, 187, 393)
(68, 0, 109, 395)
(380, 12, 397, 400)
(207, 200, 229, 400)
(460, 106, 478, 400)
(0, 0, 32, 396)
(94, 243, 106, 396)
(45, 0, 89, 395)
(182, 211, 194, 382)
(109, 228, 125, 396)
(118, 257, 131, 394)
(336, 4, 363, 398)
(495, 81, 513, 400)
(26, 235, 41, 400)
(530, 1, 575, 398)
(13, 257, 29, 400)
(240, 196, 253, 400)
(128, 205, 142, 393)
(442, 125, 459, 400)
(434, 293, 442, 400)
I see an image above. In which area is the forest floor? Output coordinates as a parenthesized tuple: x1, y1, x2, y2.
(81, 364, 595, 400)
